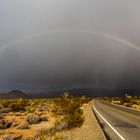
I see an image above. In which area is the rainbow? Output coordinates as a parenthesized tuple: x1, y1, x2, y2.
(0, 29, 140, 51)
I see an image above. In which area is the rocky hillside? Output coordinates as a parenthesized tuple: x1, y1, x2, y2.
(0, 90, 28, 99)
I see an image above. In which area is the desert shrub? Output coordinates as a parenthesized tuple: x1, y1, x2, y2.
(63, 101, 82, 115)
(0, 119, 12, 129)
(33, 128, 64, 140)
(1, 99, 30, 112)
(66, 112, 84, 128)
(26, 114, 41, 124)
(1, 100, 11, 108)
(11, 120, 20, 127)
(113, 100, 121, 105)
(40, 115, 48, 121)
(123, 102, 133, 107)
(98, 96, 140, 110)
(39, 128, 55, 137)
(13, 135, 23, 140)
(0, 107, 12, 113)
(9, 103, 25, 111)
(132, 104, 139, 109)
(0, 120, 5, 129)
(0, 104, 4, 109)
(65, 104, 84, 129)
(18, 122, 30, 129)
(80, 97, 92, 104)
(55, 120, 68, 131)
(2, 134, 22, 140)
(25, 106, 36, 113)
(54, 98, 84, 129)
(2, 134, 13, 140)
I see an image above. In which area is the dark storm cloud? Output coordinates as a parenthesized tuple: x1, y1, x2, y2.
(0, 0, 140, 92)
(0, 32, 140, 91)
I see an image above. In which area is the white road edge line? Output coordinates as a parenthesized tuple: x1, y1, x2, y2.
(93, 105, 125, 140)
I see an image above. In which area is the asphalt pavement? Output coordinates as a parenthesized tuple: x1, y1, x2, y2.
(93, 100, 140, 140)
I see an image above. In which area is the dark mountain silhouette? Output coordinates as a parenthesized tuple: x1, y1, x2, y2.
(0, 88, 139, 99)
(28, 88, 140, 98)
(67, 88, 140, 97)
(0, 90, 28, 99)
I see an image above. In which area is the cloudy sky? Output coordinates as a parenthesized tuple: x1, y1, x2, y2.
(0, 0, 140, 92)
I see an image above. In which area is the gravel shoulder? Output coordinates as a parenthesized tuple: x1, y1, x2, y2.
(62, 101, 106, 140)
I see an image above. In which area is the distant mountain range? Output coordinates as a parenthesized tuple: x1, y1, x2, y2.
(0, 90, 28, 99)
(69, 88, 140, 97)
(0, 88, 139, 99)
(29, 88, 140, 98)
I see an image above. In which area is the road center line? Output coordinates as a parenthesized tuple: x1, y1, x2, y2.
(93, 104, 125, 140)
(101, 101, 140, 120)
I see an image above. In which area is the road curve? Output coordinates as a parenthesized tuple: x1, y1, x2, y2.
(93, 100, 140, 140)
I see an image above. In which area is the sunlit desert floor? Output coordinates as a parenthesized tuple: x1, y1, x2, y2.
(0, 97, 104, 140)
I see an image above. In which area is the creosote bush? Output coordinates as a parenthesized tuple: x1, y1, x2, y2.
(26, 114, 41, 124)
(53, 96, 90, 129)
(25, 106, 36, 113)
(98, 95, 140, 110)
(0, 94, 92, 139)
(9, 103, 25, 112)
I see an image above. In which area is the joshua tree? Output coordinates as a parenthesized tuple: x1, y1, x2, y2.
(63, 91, 70, 99)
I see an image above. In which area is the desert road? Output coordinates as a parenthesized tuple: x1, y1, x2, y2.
(93, 100, 140, 140)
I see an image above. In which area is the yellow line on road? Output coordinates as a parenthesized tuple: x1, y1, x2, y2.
(99, 101, 140, 120)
